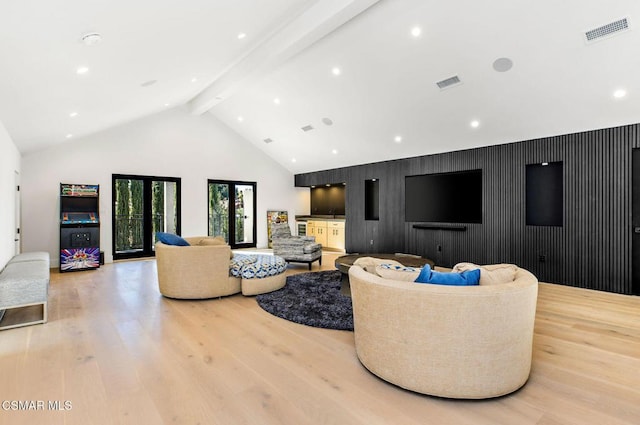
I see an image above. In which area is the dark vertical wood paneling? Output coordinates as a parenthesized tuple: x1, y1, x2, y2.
(296, 123, 640, 294)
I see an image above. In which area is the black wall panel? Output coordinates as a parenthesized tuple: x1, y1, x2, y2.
(296, 123, 640, 294)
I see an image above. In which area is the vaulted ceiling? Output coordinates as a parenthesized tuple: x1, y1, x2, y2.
(2, 0, 640, 173)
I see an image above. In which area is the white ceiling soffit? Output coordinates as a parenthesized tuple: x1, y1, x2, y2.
(187, 0, 381, 115)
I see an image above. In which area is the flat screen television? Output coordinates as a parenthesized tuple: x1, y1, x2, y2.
(405, 170, 482, 223)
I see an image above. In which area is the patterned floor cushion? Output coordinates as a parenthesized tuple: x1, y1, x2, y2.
(240, 255, 287, 279)
(229, 254, 258, 277)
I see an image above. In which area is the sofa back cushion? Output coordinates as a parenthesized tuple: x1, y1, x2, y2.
(197, 236, 227, 246)
(453, 262, 518, 285)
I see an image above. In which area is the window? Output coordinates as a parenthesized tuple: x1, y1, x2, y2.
(208, 180, 256, 249)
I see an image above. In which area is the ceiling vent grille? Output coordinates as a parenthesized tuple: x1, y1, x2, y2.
(436, 75, 461, 90)
(301, 125, 314, 132)
(585, 17, 630, 43)
(263, 138, 273, 144)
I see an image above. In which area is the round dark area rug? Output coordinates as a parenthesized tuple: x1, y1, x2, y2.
(256, 270, 353, 331)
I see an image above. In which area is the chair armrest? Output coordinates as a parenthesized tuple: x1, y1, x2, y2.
(303, 243, 322, 254)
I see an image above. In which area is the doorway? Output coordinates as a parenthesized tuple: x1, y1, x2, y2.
(208, 180, 256, 249)
(14, 171, 20, 255)
(112, 174, 181, 259)
(633, 150, 640, 295)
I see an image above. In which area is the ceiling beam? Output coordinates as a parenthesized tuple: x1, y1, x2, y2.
(187, 0, 381, 115)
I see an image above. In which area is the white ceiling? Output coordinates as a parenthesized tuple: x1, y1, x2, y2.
(2, 0, 640, 174)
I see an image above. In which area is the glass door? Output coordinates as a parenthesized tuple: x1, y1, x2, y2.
(208, 180, 256, 249)
(234, 184, 255, 246)
(113, 175, 181, 259)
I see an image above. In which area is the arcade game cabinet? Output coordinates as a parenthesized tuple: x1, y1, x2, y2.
(60, 183, 100, 272)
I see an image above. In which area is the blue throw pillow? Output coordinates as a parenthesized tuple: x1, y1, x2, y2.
(156, 232, 190, 246)
(414, 264, 480, 286)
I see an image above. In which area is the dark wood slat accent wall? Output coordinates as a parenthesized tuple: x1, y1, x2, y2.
(295, 123, 640, 294)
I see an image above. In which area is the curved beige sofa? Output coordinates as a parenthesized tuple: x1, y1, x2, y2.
(349, 264, 538, 399)
(155, 237, 241, 299)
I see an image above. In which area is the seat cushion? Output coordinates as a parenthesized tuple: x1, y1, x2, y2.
(8, 252, 49, 265)
(0, 262, 49, 308)
(240, 255, 287, 279)
(229, 254, 258, 277)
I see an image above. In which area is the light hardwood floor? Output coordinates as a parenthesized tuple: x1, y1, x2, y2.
(0, 253, 638, 425)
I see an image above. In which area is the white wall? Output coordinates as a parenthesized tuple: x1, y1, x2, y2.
(0, 121, 21, 269)
(21, 107, 304, 266)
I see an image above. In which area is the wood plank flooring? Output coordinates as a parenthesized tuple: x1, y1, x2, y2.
(0, 253, 638, 425)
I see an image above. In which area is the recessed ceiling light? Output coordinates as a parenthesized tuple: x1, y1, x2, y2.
(237, 33, 246, 39)
(394, 135, 402, 143)
(76, 66, 89, 75)
(81, 32, 102, 46)
(470, 120, 480, 128)
(322, 117, 333, 126)
(613, 89, 627, 98)
(492, 57, 513, 72)
(237, 116, 244, 122)
(164, 103, 170, 107)
(69, 112, 78, 118)
(411, 26, 422, 37)
(332, 149, 338, 154)
(273, 98, 281, 105)
(141, 79, 157, 87)
(66, 134, 73, 139)
(291, 158, 297, 163)
(542, 162, 549, 166)
(332, 67, 341, 76)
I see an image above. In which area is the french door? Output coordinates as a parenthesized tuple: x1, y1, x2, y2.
(208, 180, 256, 249)
(113, 174, 181, 259)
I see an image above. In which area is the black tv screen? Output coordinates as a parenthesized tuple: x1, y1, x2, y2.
(405, 170, 482, 223)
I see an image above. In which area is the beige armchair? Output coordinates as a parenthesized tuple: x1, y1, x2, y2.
(155, 236, 241, 299)
(348, 264, 538, 399)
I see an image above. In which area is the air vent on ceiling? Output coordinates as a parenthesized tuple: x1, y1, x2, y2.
(436, 75, 461, 90)
(301, 125, 314, 132)
(263, 138, 273, 144)
(585, 17, 630, 43)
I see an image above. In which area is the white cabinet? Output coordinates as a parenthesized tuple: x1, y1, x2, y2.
(307, 220, 344, 251)
(307, 220, 327, 246)
(327, 221, 345, 251)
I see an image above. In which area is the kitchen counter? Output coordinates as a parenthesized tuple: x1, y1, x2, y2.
(295, 215, 345, 221)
